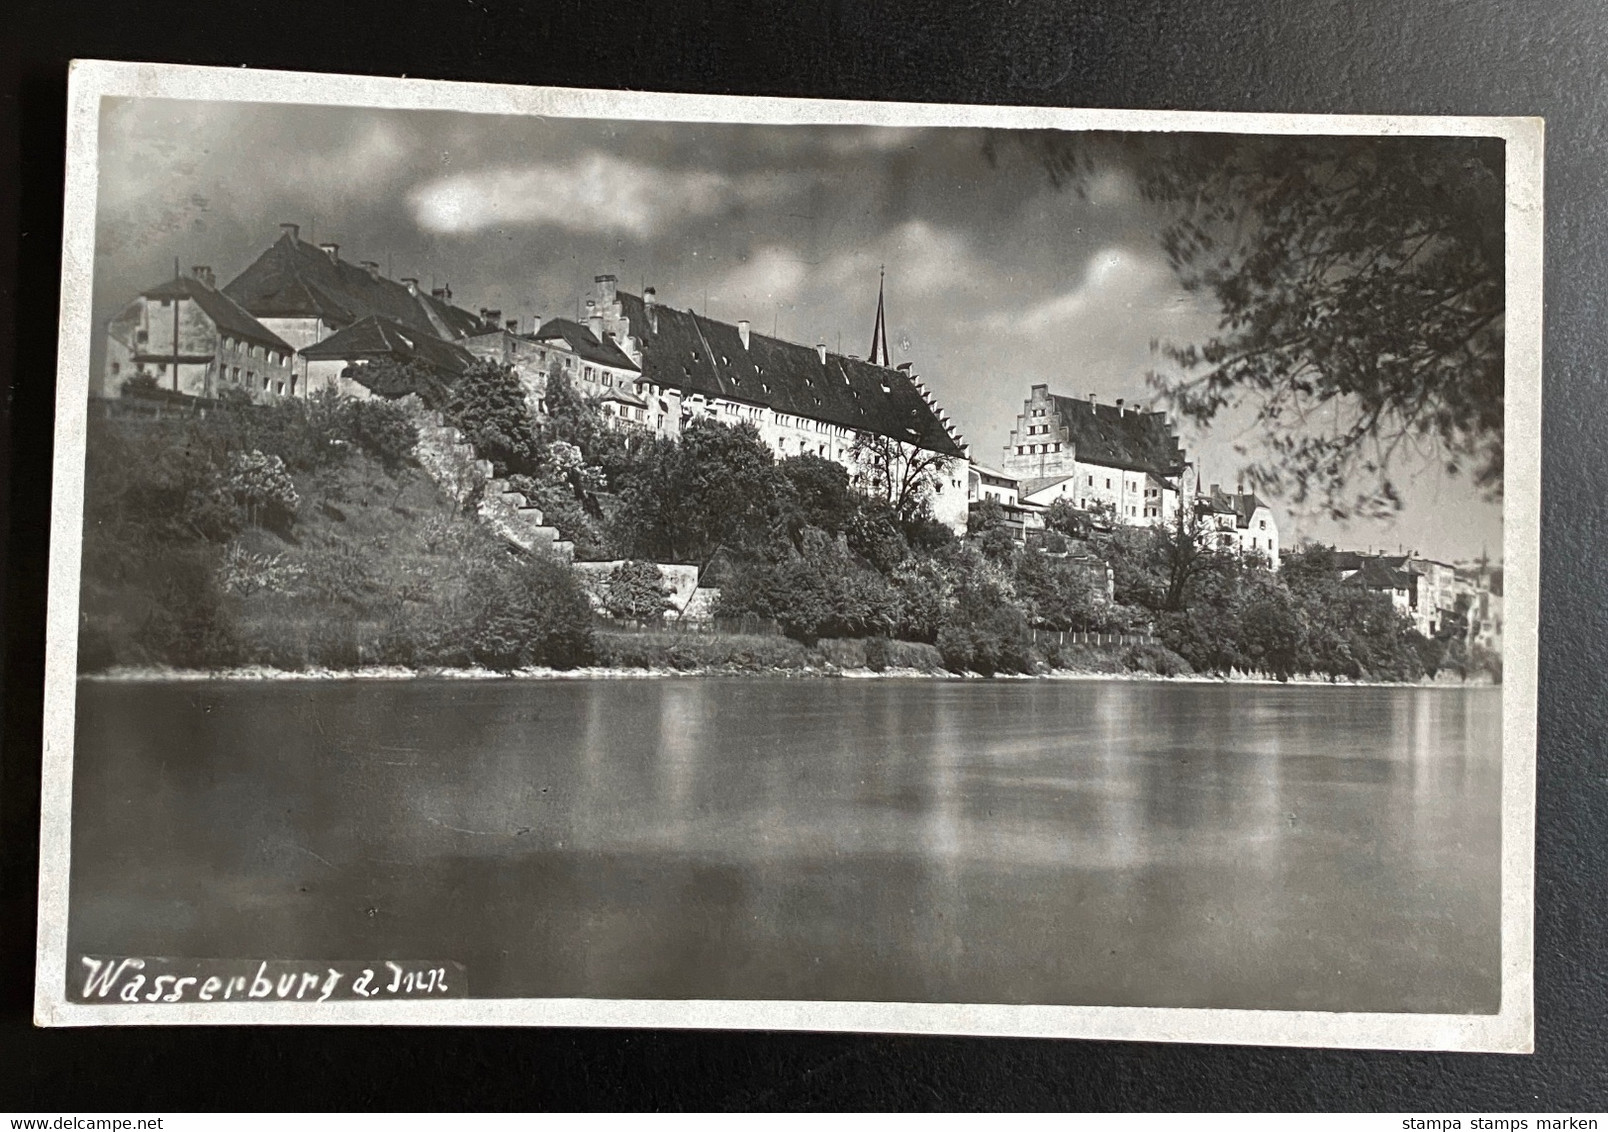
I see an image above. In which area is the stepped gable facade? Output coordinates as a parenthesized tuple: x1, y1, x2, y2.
(104, 266, 295, 398)
(584, 275, 969, 529)
(221, 223, 491, 390)
(1004, 383, 1189, 525)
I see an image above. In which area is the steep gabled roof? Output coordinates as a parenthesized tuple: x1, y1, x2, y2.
(616, 291, 965, 458)
(222, 233, 490, 339)
(1048, 394, 1186, 478)
(1348, 559, 1417, 592)
(139, 274, 292, 352)
(299, 314, 476, 375)
(1199, 486, 1268, 528)
(532, 318, 641, 372)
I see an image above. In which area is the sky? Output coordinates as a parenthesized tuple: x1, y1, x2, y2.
(90, 97, 1503, 563)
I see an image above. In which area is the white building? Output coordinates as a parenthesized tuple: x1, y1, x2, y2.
(1199, 484, 1281, 570)
(1001, 383, 1189, 525)
(583, 275, 972, 531)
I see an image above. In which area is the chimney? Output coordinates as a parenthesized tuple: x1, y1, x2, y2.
(189, 265, 215, 288)
(431, 287, 447, 300)
(360, 260, 380, 280)
(1210, 483, 1221, 496)
(319, 242, 339, 263)
(1116, 398, 1125, 416)
(737, 319, 751, 350)
(1088, 391, 1097, 412)
(817, 342, 828, 364)
(588, 311, 604, 340)
(485, 309, 502, 327)
(279, 222, 300, 242)
(401, 277, 419, 296)
(595, 274, 618, 304)
(505, 319, 519, 333)
(643, 286, 657, 308)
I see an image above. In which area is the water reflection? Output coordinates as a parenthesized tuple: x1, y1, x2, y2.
(69, 677, 1501, 1012)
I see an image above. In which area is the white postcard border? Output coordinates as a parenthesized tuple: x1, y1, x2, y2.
(35, 59, 1542, 1051)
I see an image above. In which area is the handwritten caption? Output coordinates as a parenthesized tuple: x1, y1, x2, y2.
(73, 956, 466, 1004)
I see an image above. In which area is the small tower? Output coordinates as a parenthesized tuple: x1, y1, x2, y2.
(867, 265, 890, 367)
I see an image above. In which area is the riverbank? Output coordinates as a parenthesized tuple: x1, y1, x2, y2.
(79, 661, 1493, 688)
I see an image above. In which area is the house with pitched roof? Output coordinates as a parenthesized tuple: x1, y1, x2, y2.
(1002, 384, 1190, 526)
(527, 315, 646, 427)
(104, 265, 296, 399)
(579, 275, 972, 530)
(296, 314, 478, 399)
(1198, 483, 1280, 569)
(219, 223, 492, 393)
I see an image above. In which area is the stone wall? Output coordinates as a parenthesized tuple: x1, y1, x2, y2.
(410, 406, 573, 561)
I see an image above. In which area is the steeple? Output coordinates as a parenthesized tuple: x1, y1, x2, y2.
(867, 264, 890, 367)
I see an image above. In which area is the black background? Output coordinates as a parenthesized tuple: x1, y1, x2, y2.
(3, 0, 1604, 1111)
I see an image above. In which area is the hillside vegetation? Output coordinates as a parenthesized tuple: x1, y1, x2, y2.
(79, 364, 1498, 682)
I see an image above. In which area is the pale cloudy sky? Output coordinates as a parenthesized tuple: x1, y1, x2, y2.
(90, 97, 1503, 562)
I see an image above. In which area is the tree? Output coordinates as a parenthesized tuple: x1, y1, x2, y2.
(345, 358, 451, 404)
(1015, 548, 1101, 631)
(849, 430, 955, 522)
(602, 560, 676, 622)
(1008, 133, 1504, 518)
(446, 360, 538, 476)
(611, 418, 776, 565)
(467, 555, 595, 670)
(226, 450, 299, 533)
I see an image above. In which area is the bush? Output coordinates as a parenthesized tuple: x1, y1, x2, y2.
(1121, 641, 1194, 677)
(592, 630, 810, 671)
(346, 399, 419, 471)
(1039, 641, 1126, 674)
(467, 555, 595, 670)
(226, 450, 300, 533)
(813, 638, 868, 669)
(602, 560, 675, 622)
(937, 597, 1034, 675)
(864, 636, 944, 673)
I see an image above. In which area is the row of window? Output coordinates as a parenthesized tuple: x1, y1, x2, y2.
(1015, 443, 1062, 455)
(219, 336, 283, 366)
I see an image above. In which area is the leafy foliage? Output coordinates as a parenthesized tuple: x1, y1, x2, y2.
(446, 359, 539, 476)
(602, 560, 676, 622)
(225, 450, 300, 533)
(1008, 132, 1503, 517)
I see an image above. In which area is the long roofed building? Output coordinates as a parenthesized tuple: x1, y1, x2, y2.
(220, 223, 492, 391)
(581, 274, 971, 529)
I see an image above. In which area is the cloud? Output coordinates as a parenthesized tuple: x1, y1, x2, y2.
(998, 246, 1180, 333)
(409, 153, 800, 238)
(709, 246, 814, 307)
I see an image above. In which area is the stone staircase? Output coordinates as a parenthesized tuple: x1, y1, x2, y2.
(413, 410, 574, 561)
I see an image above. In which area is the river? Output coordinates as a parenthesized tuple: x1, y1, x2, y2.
(67, 677, 1501, 1013)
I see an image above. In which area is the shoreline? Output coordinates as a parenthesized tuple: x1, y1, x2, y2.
(78, 663, 1495, 690)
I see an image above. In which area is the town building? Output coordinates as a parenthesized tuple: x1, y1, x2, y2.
(579, 274, 972, 531)
(1341, 555, 1420, 621)
(217, 223, 492, 392)
(1198, 483, 1281, 570)
(528, 316, 645, 425)
(1456, 558, 1504, 652)
(103, 265, 296, 400)
(1334, 549, 1490, 642)
(1001, 384, 1190, 525)
(297, 314, 477, 398)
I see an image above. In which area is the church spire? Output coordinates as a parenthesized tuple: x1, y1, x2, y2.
(868, 264, 890, 367)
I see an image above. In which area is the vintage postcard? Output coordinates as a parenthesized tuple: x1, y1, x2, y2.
(35, 60, 1540, 1050)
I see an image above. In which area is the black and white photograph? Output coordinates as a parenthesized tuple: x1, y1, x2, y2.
(34, 62, 1540, 1049)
